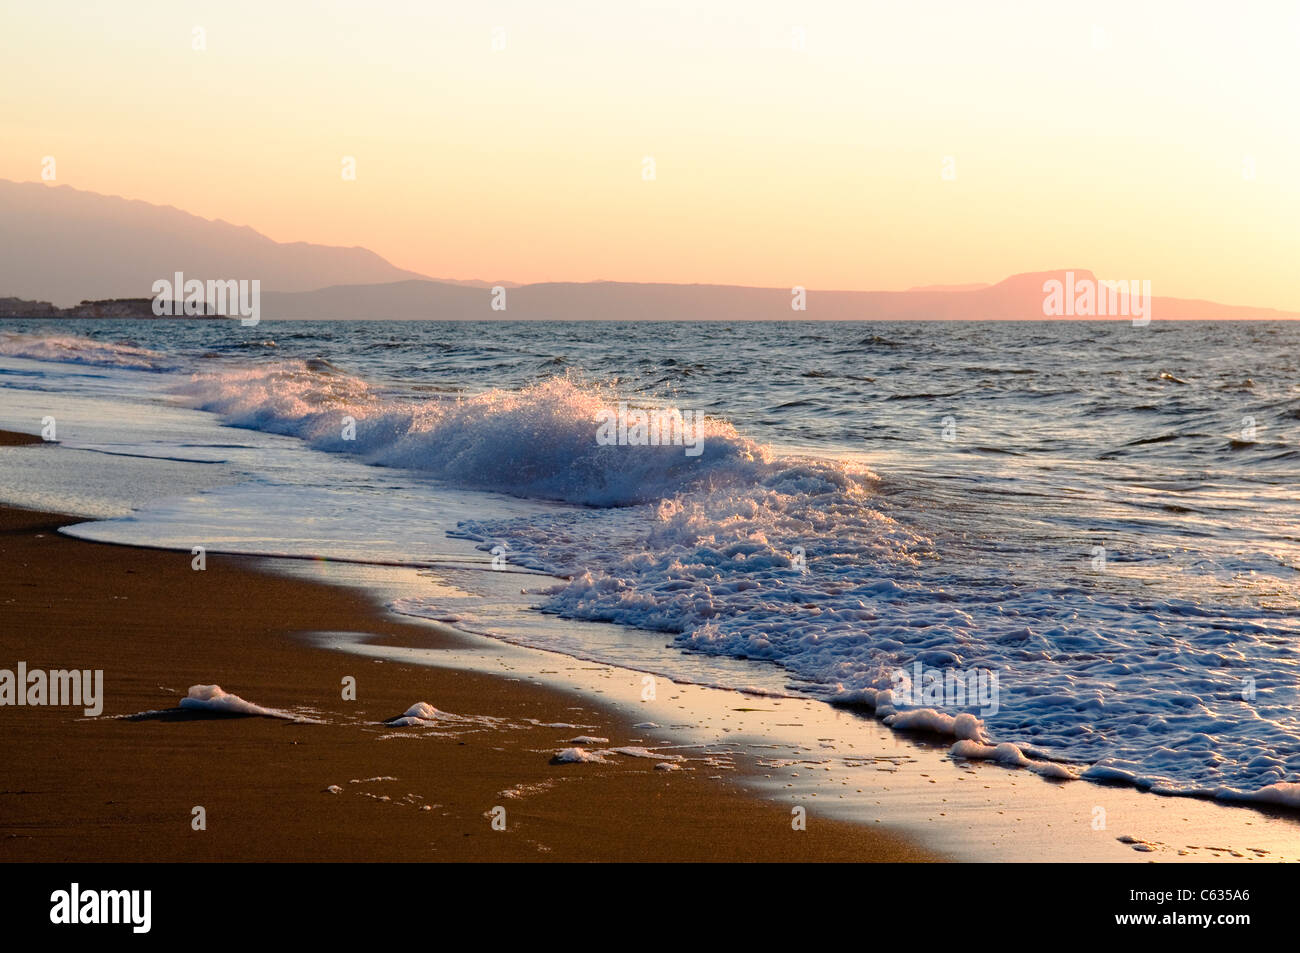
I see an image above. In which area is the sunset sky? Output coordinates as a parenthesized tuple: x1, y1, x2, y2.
(2, 0, 1297, 307)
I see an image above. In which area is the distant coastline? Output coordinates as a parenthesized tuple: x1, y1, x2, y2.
(3, 182, 1297, 319)
(7, 268, 1296, 323)
(0, 296, 227, 319)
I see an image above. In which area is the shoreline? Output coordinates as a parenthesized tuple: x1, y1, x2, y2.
(0, 502, 934, 862)
(2, 419, 1298, 864)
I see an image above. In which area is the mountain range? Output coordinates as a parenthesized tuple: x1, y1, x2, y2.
(2, 180, 1294, 321)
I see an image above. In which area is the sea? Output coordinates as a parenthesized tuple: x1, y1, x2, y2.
(2, 317, 1298, 808)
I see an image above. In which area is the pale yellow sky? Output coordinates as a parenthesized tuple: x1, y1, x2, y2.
(2, 0, 1297, 307)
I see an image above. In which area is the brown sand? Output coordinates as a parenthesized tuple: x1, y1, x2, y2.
(0, 502, 936, 861)
(0, 431, 43, 446)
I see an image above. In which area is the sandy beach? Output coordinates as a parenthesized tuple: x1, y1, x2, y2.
(4, 7, 1296, 931)
(3, 412, 1300, 865)
(0, 495, 935, 862)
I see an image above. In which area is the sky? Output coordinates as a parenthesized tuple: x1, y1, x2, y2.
(1, 0, 1298, 308)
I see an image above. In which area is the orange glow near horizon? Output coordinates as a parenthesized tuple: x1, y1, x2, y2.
(1, 1, 1297, 308)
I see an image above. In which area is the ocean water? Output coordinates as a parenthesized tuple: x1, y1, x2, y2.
(2, 317, 1299, 805)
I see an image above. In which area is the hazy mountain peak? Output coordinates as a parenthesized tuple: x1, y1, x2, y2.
(0, 179, 429, 306)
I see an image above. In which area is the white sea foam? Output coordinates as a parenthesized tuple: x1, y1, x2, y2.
(949, 739, 1032, 768)
(552, 747, 607, 764)
(609, 746, 684, 761)
(552, 744, 682, 765)
(889, 709, 987, 742)
(0, 332, 171, 371)
(1217, 782, 1300, 809)
(386, 702, 441, 726)
(175, 367, 768, 506)
(450, 462, 1300, 802)
(178, 684, 293, 719)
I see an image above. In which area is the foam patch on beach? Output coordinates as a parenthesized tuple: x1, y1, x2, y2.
(609, 746, 685, 761)
(551, 744, 686, 766)
(552, 746, 608, 764)
(378, 701, 513, 737)
(178, 684, 298, 720)
(385, 702, 441, 727)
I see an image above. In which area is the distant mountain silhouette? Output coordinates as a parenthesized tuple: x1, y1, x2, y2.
(0, 180, 427, 305)
(260, 271, 1299, 321)
(3, 181, 1295, 320)
(906, 282, 991, 292)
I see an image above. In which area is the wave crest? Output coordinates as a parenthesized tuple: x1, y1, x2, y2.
(178, 365, 771, 506)
(0, 331, 171, 370)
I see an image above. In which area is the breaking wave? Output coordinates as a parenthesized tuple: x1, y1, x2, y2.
(0, 331, 172, 371)
(176, 363, 774, 506)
